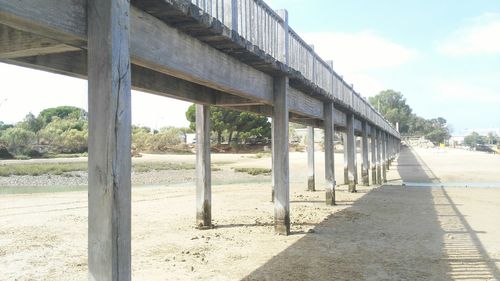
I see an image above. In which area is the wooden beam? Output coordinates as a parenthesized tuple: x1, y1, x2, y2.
(7, 51, 218, 105)
(0, 24, 79, 59)
(87, 0, 131, 280)
(196, 104, 212, 229)
(272, 76, 290, 235)
(324, 102, 336, 205)
(0, 1, 275, 104)
(307, 126, 315, 192)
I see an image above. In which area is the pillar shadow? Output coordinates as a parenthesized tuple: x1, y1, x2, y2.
(242, 146, 500, 280)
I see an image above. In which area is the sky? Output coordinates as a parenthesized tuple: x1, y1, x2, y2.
(1, 0, 499, 135)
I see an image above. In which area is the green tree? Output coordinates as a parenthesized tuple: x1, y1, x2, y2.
(464, 132, 487, 148)
(0, 127, 36, 154)
(19, 113, 44, 144)
(186, 104, 271, 145)
(38, 106, 87, 124)
(369, 90, 412, 133)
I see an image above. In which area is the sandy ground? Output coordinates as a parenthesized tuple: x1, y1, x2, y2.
(1, 147, 500, 280)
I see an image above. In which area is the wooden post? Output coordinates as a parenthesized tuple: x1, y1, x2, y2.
(88, 0, 132, 280)
(354, 136, 358, 184)
(382, 132, 387, 183)
(273, 76, 290, 235)
(271, 117, 275, 202)
(223, 0, 238, 32)
(324, 101, 336, 205)
(376, 129, 382, 185)
(196, 104, 212, 229)
(361, 121, 369, 186)
(346, 113, 356, 192)
(370, 126, 377, 185)
(307, 126, 315, 191)
(343, 133, 348, 185)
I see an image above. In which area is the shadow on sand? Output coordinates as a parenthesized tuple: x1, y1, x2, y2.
(242, 146, 500, 280)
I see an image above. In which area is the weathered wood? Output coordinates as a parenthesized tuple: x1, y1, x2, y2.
(0, 25, 79, 59)
(324, 102, 335, 205)
(87, 1, 131, 280)
(371, 126, 377, 185)
(343, 133, 348, 185)
(288, 87, 323, 119)
(196, 104, 212, 229)
(361, 121, 369, 186)
(307, 126, 315, 191)
(377, 129, 382, 185)
(271, 117, 275, 202)
(382, 132, 387, 183)
(273, 76, 290, 235)
(0, 0, 401, 140)
(346, 113, 357, 192)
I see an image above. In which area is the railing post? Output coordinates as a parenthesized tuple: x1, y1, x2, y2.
(276, 9, 289, 64)
(223, 0, 238, 32)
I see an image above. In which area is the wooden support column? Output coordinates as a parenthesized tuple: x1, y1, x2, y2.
(376, 129, 382, 185)
(271, 118, 274, 202)
(307, 126, 315, 191)
(346, 113, 357, 192)
(343, 133, 348, 185)
(324, 102, 336, 205)
(354, 136, 359, 184)
(361, 121, 369, 186)
(87, 0, 132, 280)
(196, 104, 212, 229)
(272, 76, 290, 235)
(370, 126, 377, 185)
(382, 132, 387, 183)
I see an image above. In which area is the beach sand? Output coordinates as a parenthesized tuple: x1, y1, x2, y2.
(1, 147, 499, 280)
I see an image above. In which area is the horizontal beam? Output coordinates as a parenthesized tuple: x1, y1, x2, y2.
(0, 1, 274, 103)
(0, 24, 79, 59)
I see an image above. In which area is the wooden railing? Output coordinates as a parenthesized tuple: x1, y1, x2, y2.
(191, 0, 398, 136)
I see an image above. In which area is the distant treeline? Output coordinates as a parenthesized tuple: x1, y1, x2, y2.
(369, 90, 451, 144)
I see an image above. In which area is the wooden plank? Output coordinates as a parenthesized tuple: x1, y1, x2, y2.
(272, 76, 290, 235)
(307, 126, 315, 192)
(361, 121, 369, 186)
(346, 113, 356, 192)
(0, 25, 79, 59)
(196, 104, 212, 229)
(87, 1, 131, 280)
(324, 102, 335, 205)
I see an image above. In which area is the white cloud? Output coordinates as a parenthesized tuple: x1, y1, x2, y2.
(436, 13, 500, 56)
(433, 79, 500, 102)
(300, 31, 417, 96)
(302, 31, 418, 73)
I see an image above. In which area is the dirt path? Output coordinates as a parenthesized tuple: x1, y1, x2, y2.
(1, 147, 499, 280)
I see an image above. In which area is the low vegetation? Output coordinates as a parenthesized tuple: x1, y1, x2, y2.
(233, 167, 272, 176)
(0, 162, 195, 177)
